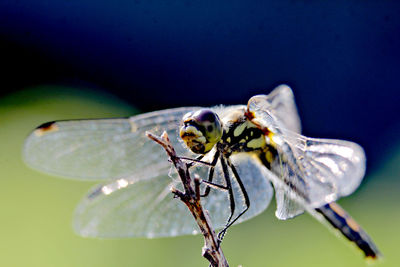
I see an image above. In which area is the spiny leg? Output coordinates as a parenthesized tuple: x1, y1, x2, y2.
(217, 156, 236, 243)
(217, 158, 250, 241)
(200, 150, 221, 197)
(180, 152, 246, 244)
(179, 155, 207, 167)
(178, 152, 226, 196)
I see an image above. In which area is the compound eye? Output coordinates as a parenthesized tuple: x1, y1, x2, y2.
(180, 109, 222, 154)
(194, 109, 217, 124)
(192, 109, 222, 142)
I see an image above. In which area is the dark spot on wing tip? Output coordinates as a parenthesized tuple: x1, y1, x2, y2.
(36, 121, 56, 130)
(34, 121, 59, 136)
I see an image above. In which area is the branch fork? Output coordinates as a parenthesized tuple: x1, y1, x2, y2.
(146, 131, 229, 267)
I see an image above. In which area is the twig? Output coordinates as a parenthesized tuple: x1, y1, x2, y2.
(146, 131, 229, 267)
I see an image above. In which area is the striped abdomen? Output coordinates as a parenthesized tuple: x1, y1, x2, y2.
(315, 202, 381, 259)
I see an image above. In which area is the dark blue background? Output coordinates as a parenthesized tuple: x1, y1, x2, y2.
(1, 1, 399, 171)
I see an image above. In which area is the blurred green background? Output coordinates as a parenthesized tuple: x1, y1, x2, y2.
(0, 86, 398, 267)
(1, 1, 399, 266)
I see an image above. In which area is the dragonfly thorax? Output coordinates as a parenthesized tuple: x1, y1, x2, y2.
(218, 108, 268, 155)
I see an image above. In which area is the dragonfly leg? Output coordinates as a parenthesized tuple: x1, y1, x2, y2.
(178, 152, 224, 197)
(217, 156, 236, 244)
(200, 150, 220, 197)
(179, 155, 212, 167)
(201, 180, 229, 191)
(217, 158, 250, 242)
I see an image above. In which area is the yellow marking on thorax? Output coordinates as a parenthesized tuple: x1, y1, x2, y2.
(265, 150, 274, 163)
(267, 132, 275, 145)
(247, 136, 266, 149)
(244, 121, 267, 149)
(34, 123, 59, 137)
(233, 122, 247, 137)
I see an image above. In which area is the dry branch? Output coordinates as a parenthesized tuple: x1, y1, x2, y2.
(146, 131, 229, 267)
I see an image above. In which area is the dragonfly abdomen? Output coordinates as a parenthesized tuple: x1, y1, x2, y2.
(315, 202, 381, 259)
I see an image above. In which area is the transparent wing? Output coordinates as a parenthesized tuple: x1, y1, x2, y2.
(268, 134, 365, 219)
(23, 107, 201, 180)
(248, 91, 366, 219)
(285, 132, 366, 207)
(74, 153, 273, 238)
(274, 187, 305, 220)
(249, 85, 301, 133)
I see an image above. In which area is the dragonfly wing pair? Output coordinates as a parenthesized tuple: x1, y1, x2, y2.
(247, 89, 366, 219)
(23, 107, 273, 238)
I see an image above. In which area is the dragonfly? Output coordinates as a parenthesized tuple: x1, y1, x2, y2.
(23, 85, 380, 259)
